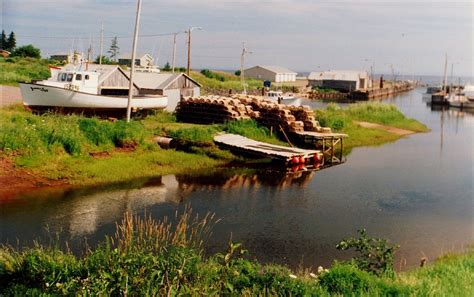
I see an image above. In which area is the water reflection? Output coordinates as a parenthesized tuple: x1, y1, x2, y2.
(1, 169, 325, 240)
(1, 88, 472, 271)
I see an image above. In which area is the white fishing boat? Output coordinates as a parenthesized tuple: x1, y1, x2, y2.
(448, 84, 474, 110)
(19, 64, 167, 116)
(265, 90, 295, 101)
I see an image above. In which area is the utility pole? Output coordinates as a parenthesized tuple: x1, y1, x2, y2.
(240, 42, 252, 94)
(186, 30, 191, 75)
(99, 22, 104, 64)
(172, 32, 177, 72)
(126, 0, 142, 122)
(186, 27, 202, 76)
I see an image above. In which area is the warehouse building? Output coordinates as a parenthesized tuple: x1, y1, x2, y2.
(244, 65, 297, 83)
(308, 70, 371, 92)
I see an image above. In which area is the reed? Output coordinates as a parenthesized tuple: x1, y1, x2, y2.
(113, 207, 218, 253)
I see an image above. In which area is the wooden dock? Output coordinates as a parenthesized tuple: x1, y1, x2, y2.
(213, 133, 322, 165)
(291, 131, 348, 163)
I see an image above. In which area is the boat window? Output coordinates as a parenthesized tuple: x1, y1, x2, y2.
(60, 73, 67, 81)
(85, 75, 90, 80)
(75, 74, 82, 81)
(67, 73, 73, 82)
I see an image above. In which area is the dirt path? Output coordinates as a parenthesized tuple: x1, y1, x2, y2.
(0, 158, 66, 201)
(354, 121, 415, 136)
(0, 85, 22, 107)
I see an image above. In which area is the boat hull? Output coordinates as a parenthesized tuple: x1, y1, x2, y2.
(19, 83, 168, 115)
(449, 100, 474, 110)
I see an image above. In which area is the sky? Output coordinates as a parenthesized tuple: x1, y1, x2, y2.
(1, 0, 473, 76)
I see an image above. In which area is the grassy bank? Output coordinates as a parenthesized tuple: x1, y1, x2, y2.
(315, 103, 429, 153)
(0, 102, 428, 185)
(0, 57, 53, 86)
(190, 70, 263, 94)
(0, 105, 282, 185)
(0, 211, 472, 296)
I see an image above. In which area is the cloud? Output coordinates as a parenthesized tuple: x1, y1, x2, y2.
(3, 0, 472, 75)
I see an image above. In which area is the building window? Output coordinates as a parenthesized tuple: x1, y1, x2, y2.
(75, 74, 82, 81)
(85, 75, 90, 80)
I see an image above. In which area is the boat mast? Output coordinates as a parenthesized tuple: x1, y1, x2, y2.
(126, 0, 142, 122)
(99, 22, 104, 65)
(442, 53, 448, 94)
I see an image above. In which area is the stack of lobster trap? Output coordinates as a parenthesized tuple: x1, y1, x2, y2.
(175, 95, 332, 134)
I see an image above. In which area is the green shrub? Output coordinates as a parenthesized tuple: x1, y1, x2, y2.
(336, 229, 399, 277)
(200, 69, 228, 82)
(318, 262, 372, 294)
(168, 126, 219, 144)
(78, 118, 114, 146)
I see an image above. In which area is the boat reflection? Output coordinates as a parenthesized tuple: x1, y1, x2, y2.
(4, 166, 344, 239)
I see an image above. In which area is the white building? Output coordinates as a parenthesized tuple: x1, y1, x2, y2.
(244, 65, 297, 83)
(118, 53, 155, 68)
(50, 52, 83, 64)
(126, 71, 201, 112)
(308, 70, 371, 92)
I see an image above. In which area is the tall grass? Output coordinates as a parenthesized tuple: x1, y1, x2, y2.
(223, 119, 288, 146)
(0, 57, 52, 85)
(0, 110, 146, 156)
(1, 210, 471, 295)
(190, 71, 262, 92)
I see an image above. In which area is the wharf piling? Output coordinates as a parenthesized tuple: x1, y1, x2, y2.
(350, 82, 415, 100)
(291, 131, 347, 163)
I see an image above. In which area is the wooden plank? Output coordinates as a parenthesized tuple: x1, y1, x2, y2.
(214, 133, 320, 161)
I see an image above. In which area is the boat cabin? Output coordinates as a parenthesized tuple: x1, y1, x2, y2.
(267, 91, 284, 98)
(42, 65, 140, 96)
(49, 69, 101, 94)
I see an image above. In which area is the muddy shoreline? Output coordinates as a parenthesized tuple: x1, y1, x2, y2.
(0, 158, 68, 202)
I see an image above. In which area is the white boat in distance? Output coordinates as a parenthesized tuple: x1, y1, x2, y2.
(19, 64, 168, 116)
(265, 90, 295, 101)
(448, 84, 474, 110)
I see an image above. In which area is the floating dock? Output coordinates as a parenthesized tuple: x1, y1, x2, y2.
(291, 131, 348, 163)
(214, 133, 322, 165)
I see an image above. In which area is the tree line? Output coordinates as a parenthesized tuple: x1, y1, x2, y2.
(1, 30, 41, 58)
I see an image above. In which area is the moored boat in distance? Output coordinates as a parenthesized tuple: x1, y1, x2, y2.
(265, 90, 295, 102)
(19, 64, 168, 117)
(422, 86, 441, 102)
(448, 84, 474, 110)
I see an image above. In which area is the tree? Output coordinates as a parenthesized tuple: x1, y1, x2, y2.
(11, 44, 41, 58)
(108, 36, 119, 62)
(6, 32, 16, 51)
(163, 61, 171, 71)
(234, 70, 241, 76)
(94, 55, 114, 65)
(0, 30, 6, 50)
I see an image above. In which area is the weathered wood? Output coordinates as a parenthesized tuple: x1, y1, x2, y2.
(214, 133, 321, 163)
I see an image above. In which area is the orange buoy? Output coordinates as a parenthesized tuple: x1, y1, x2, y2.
(313, 153, 320, 162)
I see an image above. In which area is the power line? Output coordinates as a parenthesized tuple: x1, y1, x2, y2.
(16, 31, 182, 40)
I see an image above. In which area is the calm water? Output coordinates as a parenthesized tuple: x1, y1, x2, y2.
(1, 88, 473, 271)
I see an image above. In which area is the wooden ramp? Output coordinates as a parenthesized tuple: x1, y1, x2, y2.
(214, 133, 321, 163)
